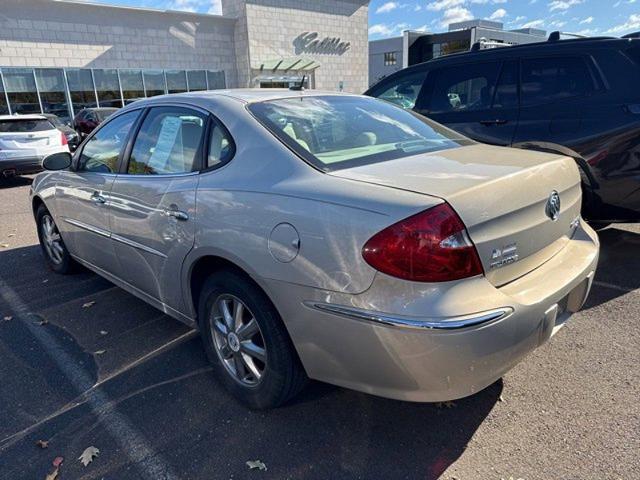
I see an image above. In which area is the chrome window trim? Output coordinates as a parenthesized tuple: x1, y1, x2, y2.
(304, 302, 513, 330)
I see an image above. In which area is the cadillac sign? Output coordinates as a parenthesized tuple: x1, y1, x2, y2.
(293, 32, 351, 55)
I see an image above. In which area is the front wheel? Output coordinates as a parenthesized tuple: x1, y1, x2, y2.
(36, 205, 77, 274)
(198, 270, 307, 409)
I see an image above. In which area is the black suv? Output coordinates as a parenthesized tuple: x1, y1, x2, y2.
(365, 33, 640, 223)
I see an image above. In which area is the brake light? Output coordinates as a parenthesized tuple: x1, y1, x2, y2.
(60, 131, 68, 146)
(362, 203, 484, 282)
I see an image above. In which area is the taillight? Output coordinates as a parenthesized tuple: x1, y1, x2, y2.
(60, 131, 68, 146)
(362, 203, 483, 282)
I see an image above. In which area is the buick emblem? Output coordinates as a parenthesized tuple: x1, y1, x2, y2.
(545, 191, 561, 221)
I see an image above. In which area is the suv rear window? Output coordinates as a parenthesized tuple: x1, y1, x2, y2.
(0, 119, 53, 133)
(521, 56, 597, 106)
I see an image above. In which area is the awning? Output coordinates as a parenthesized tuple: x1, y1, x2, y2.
(253, 57, 320, 72)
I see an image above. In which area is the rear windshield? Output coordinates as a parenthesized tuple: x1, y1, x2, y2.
(248, 95, 473, 171)
(96, 109, 118, 121)
(0, 119, 53, 133)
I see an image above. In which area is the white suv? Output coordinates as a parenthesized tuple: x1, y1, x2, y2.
(0, 115, 70, 178)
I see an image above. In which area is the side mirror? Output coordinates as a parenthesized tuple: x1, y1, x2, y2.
(42, 152, 72, 171)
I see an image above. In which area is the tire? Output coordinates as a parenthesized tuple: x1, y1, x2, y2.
(198, 270, 307, 409)
(35, 204, 78, 274)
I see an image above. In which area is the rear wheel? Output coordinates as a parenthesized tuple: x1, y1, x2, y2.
(198, 270, 307, 409)
(36, 205, 77, 274)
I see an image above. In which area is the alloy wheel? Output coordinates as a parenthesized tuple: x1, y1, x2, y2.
(210, 294, 267, 387)
(41, 214, 64, 264)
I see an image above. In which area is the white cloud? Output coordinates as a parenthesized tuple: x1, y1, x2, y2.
(489, 8, 507, 20)
(441, 6, 474, 26)
(208, 0, 221, 15)
(548, 0, 583, 12)
(521, 19, 545, 28)
(607, 14, 640, 33)
(514, 15, 527, 22)
(427, 0, 465, 12)
(580, 16, 594, 24)
(376, 2, 399, 14)
(368, 22, 411, 37)
(549, 20, 567, 27)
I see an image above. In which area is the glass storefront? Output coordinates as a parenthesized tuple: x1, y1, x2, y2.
(0, 67, 226, 121)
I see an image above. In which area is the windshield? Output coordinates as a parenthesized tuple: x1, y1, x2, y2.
(0, 119, 54, 133)
(248, 95, 473, 171)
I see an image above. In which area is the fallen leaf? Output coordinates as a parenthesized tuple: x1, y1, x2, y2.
(78, 446, 99, 466)
(0, 243, 9, 248)
(3, 316, 12, 321)
(36, 439, 49, 449)
(499, 394, 505, 402)
(246, 460, 267, 471)
(100, 330, 108, 336)
(94, 350, 106, 355)
(53, 457, 64, 467)
(436, 401, 456, 409)
(7, 233, 15, 237)
(82, 301, 96, 309)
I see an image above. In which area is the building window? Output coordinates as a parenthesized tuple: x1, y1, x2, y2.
(66, 69, 97, 114)
(165, 70, 187, 94)
(35, 69, 71, 123)
(384, 52, 397, 66)
(187, 70, 207, 91)
(143, 70, 166, 97)
(0, 73, 9, 115)
(2, 68, 40, 114)
(207, 70, 226, 90)
(93, 69, 122, 108)
(119, 69, 145, 103)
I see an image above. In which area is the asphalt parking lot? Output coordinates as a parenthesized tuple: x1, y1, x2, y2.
(0, 175, 638, 480)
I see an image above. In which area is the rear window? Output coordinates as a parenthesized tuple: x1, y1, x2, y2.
(248, 95, 473, 171)
(0, 119, 53, 133)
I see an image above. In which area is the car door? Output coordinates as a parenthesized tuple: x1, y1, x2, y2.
(513, 55, 602, 146)
(107, 105, 209, 314)
(54, 110, 141, 273)
(414, 60, 519, 146)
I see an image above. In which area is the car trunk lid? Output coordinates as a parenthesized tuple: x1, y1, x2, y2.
(329, 144, 583, 286)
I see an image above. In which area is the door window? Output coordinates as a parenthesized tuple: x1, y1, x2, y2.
(369, 70, 427, 109)
(492, 60, 519, 109)
(521, 57, 597, 106)
(429, 62, 501, 113)
(127, 106, 207, 175)
(78, 110, 139, 173)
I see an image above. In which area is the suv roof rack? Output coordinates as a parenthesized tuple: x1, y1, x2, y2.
(548, 31, 589, 41)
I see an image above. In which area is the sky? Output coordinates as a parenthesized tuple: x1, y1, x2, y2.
(83, 0, 640, 39)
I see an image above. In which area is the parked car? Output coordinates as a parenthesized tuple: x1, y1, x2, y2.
(42, 113, 80, 151)
(0, 115, 69, 178)
(365, 33, 640, 224)
(31, 91, 599, 409)
(73, 107, 119, 139)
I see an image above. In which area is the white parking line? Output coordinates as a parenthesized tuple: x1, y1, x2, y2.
(0, 277, 180, 479)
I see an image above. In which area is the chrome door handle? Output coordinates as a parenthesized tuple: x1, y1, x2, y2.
(164, 208, 189, 221)
(91, 192, 106, 204)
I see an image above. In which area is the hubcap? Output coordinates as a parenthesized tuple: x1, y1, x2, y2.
(41, 214, 64, 264)
(210, 294, 267, 387)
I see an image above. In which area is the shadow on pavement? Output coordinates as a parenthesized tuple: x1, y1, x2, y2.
(0, 176, 33, 190)
(584, 225, 640, 309)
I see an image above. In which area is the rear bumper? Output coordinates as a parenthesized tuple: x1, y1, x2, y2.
(266, 219, 599, 402)
(0, 156, 43, 176)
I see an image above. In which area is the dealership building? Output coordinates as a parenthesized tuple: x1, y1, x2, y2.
(0, 0, 369, 122)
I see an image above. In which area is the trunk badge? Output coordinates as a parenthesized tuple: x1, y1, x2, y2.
(545, 191, 561, 221)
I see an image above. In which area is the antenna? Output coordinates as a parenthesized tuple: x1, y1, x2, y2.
(289, 75, 306, 91)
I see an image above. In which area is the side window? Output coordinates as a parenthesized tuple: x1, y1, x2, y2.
(429, 62, 501, 113)
(369, 70, 427, 109)
(207, 121, 234, 168)
(521, 57, 597, 106)
(492, 60, 519, 109)
(127, 106, 207, 175)
(78, 110, 139, 173)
